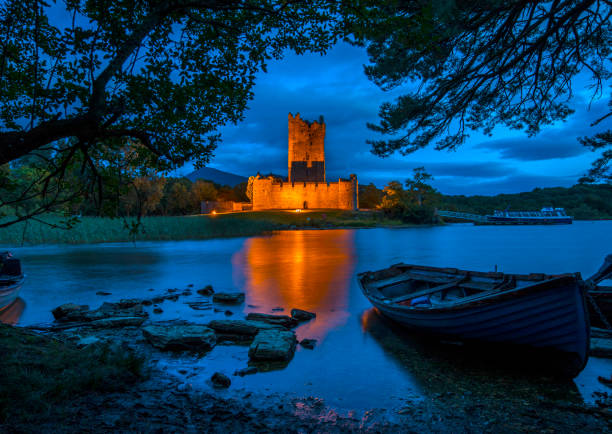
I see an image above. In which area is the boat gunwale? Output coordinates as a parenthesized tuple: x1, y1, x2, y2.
(0, 274, 26, 290)
(357, 264, 581, 314)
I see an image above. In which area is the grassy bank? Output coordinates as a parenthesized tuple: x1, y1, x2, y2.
(0, 324, 144, 424)
(0, 210, 406, 245)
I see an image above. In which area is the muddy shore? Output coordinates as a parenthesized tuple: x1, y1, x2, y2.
(18, 372, 611, 433)
(6, 342, 611, 433)
(3, 289, 611, 433)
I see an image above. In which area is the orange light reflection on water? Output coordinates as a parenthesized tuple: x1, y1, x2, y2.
(232, 230, 355, 340)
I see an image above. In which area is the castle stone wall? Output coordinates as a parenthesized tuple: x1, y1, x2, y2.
(252, 175, 358, 210)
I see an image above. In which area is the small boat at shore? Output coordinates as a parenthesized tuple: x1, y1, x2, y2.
(0, 252, 25, 311)
(357, 256, 612, 378)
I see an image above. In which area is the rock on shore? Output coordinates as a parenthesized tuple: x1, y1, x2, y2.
(197, 285, 214, 296)
(207, 319, 284, 342)
(212, 292, 245, 304)
(248, 330, 297, 361)
(52, 301, 148, 323)
(299, 338, 317, 349)
(90, 316, 146, 328)
(245, 313, 298, 328)
(142, 324, 216, 352)
(291, 308, 316, 321)
(234, 366, 258, 377)
(211, 372, 231, 388)
(52, 303, 90, 321)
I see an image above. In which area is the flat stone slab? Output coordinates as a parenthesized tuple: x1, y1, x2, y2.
(187, 301, 212, 311)
(591, 338, 612, 358)
(212, 292, 245, 304)
(90, 316, 146, 328)
(234, 366, 258, 377)
(248, 329, 297, 361)
(52, 301, 148, 323)
(116, 299, 142, 308)
(142, 324, 216, 352)
(245, 313, 298, 328)
(207, 319, 284, 337)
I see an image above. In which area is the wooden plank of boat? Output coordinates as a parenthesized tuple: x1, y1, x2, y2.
(374, 272, 456, 289)
(386, 278, 467, 304)
(586, 254, 612, 286)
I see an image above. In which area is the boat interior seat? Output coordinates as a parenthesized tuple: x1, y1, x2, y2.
(375, 273, 457, 291)
(389, 278, 466, 304)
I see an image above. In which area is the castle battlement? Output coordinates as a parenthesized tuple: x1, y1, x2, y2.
(251, 114, 358, 210)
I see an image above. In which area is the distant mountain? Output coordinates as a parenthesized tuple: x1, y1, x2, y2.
(185, 167, 248, 186)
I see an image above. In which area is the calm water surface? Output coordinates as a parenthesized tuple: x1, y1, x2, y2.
(3, 221, 612, 411)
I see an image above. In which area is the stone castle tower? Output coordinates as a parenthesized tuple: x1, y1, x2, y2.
(251, 113, 358, 211)
(288, 113, 325, 182)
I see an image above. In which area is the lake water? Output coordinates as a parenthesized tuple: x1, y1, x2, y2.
(2, 221, 612, 412)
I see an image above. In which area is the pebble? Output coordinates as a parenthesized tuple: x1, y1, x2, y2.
(211, 372, 231, 388)
(299, 339, 317, 349)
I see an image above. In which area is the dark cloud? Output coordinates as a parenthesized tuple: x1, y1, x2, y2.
(337, 154, 517, 182)
(474, 97, 609, 161)
(422, 162, 518, 179)
(475, 136, 588, 161)
(433, 174, 577, 196)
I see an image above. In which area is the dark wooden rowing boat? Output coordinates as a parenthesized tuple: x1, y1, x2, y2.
(0, 252, 25, 311)
(357, 264, 594, 378)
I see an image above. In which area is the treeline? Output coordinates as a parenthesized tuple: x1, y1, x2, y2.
(439, 184, 612, 220)
(97, 177, 249, 217)
(358, 181, 612, 220)
(1, 160, 248, 219)
(0, 144, 252, 226)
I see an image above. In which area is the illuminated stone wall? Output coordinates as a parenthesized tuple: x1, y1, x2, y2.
(252, 174, 358, 210)
(288, 113, 325, 182)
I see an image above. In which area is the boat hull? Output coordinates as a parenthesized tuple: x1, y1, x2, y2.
(359, 273, 590, 377)
(0, 276, 25, 311)
(480, 216, 573, 225)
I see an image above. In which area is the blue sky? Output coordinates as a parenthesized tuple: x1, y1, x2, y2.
(194, 42, 609, 196)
